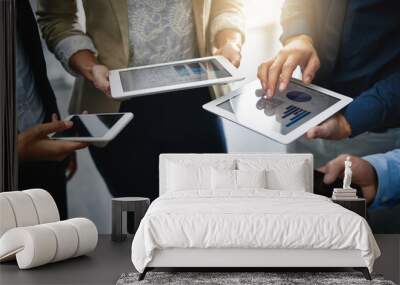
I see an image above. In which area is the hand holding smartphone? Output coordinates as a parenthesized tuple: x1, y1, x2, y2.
(50, 113, 133, 147)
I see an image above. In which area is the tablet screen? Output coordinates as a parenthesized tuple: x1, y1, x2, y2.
(217, 81, 340, 135)
(119, 58, 231, 92)
(52, 114, 124, 138)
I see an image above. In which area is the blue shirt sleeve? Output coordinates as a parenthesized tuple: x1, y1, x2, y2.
(363, 149, 400, 209)
(344, 72, 400, 137)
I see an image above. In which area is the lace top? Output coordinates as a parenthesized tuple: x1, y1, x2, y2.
(127, 0, 198, 67)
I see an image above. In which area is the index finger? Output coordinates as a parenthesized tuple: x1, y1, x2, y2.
(257, 61, 272, 91)
(266, 55, 286, 98)
(302, 54, 320, 84)
(279, 54, 301, 92)
(30, 120, 73, 140)
(322, 155, 347, 184)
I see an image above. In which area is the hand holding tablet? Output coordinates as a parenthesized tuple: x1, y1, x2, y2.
(109, 56, 245, 100)
(203, 79, 353, 144)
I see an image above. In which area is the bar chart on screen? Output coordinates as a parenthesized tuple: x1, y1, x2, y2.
(282, 105, 311, 128)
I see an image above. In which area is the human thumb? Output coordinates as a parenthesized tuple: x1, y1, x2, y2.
(30, 120, 73, 139)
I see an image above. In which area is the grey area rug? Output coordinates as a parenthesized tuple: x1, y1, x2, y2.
(117, 272, 396, 285)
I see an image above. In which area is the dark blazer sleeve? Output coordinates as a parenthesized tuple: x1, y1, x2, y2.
(344, 71, 400, 137)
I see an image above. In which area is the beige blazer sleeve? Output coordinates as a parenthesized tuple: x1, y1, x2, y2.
(36, 1, 84, 52)
(206, 0, 246, 99)
(209, 0, 246, 45)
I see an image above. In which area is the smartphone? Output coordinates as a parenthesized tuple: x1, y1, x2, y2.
(50, 113, 133, 147)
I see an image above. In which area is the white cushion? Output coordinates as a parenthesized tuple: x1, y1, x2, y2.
(0, 196, 17, 237)
(166, 159, 235, 192)
(211, 169, 268, 191)
(166, 163, 211, 191)
(211, 168, 236, 190)
(237, 159, 308, 191)
(0, 226, 57, 268)
(0, 190, 60, 238)
(42, 221, 79, 262)
(66, 218, 98, 257)
(236, 169, 267, 189)
(23, 189, 60, 224)
(1, 191, 39, 227)
(0, 218, 97, 269)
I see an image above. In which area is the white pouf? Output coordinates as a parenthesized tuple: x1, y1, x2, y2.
(0, 189, 98, 269)
(0, 196, 17, 237)
(24, 189, 60, 223)
(1, 191, 39, 227)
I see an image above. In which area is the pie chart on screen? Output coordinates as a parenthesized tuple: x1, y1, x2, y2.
(286, 91, 312, 102)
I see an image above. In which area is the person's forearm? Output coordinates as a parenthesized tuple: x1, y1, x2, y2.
(214, 29, 243, 49)
(52, 35, 98, 77)
(209, 0, 246, 49)
(68, 50, 111, 96)
(69, 50, 98, 81)
(363, 149, 400, 209)
(280, 0, 315, 45)
(344, 72, 400, 137)
(284, 34, 314, 46)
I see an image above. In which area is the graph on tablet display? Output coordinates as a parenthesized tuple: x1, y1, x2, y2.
(286, 91, 312, 102)
(119, 59, 230, 92)
(282, 105, 311, 128)
(203, 79, 353, 144)
(216, 82, 340, 135)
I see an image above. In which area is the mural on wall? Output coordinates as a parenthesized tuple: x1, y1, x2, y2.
(13, 0, 399, 235)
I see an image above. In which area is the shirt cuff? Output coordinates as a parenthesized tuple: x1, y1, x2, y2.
(210, 12, 246, 47)
(343, 106, 359, 138)
(363, 154, 390, 209)
(54, 35, 98, 77)
(280, 18, 314, 45)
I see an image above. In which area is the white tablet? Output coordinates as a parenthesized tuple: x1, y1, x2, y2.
(203, 79, 353, 144)
(50, 113, 133, 147)
(109, 56, 245, 100)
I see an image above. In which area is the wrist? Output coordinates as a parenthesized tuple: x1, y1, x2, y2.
(69, 50, 98, 80)
(285, 34, 314, 47)
(220, 41, 242, 52)
(215, 29, 242, 50)
(338, 114, 352, 138)
(370, 165, 378, 202)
